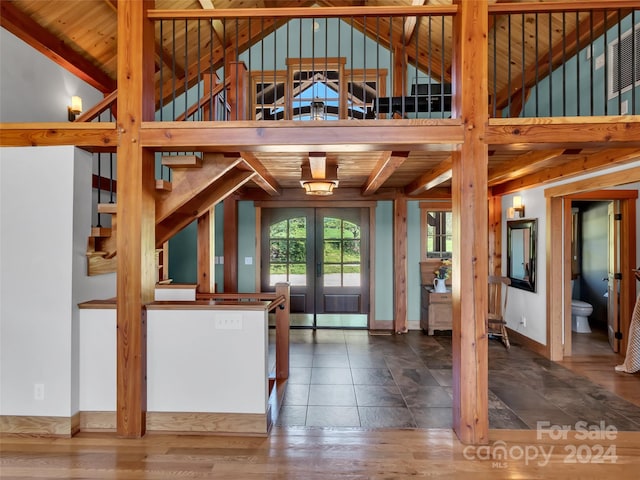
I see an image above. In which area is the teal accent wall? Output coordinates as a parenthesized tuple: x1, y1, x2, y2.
(522, 13, 639, 117)
(215, 202, 224, 291)
(168, 221, 197, 283)
(407, 201, 421, 322)
(238, 201, 257, 293)
(375, 201, 394, 321)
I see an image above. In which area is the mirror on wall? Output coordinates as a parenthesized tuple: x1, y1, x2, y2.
(507, 219, 537, 292)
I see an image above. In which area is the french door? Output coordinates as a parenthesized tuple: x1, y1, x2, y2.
(261, 207, 369, 328)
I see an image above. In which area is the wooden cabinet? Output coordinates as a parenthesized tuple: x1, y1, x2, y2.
(420, 286, 453, 335)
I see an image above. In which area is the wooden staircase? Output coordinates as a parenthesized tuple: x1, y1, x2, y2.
(86, 153, 256, 277)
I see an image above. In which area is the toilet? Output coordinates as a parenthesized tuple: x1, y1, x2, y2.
(570, 280, 593, 333)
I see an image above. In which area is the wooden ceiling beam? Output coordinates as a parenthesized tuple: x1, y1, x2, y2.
(197, 0, 226, 49)
(488, 148, 565, 186)
(403, 0, 428, 45)
(492, 147, 640, 195)
(239, 151, 282, 196)
(0, 2, 116, 93)
(404, 155, 452, 195)
(493, 9, 629, 110)
(362, 151, 409, 196)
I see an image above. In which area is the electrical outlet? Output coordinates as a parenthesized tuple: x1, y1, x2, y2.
(34, 383, 44, 401)
(520, 316, 527, 328)
(214, 314, 243, 330)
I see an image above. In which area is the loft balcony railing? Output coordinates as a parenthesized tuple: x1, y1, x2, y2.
(147, 3, 639, 123)
(489, 4, 639, 118)
(149, 6, 456, 122)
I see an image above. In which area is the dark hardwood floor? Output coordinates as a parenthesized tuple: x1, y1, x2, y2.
(271, 329, 640, 430)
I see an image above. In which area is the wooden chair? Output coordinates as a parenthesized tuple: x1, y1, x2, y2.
(488, 275, 511, 349)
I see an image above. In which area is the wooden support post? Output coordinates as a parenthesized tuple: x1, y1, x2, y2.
(547, 196, 564, 361)
(223, 197, 238, 292)
(197, 208, 215, 293)
(451, 0, 489, 445)
(228, 61, 247, 121)
(488, 195, 502, 276)
(275, 282, 290, 380)
(394, 196, 408, 333)
(115, 0, 156, 438)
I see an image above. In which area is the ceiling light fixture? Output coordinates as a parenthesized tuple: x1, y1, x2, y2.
(300, 158, 338, 196)
(311, 99, 325, 120)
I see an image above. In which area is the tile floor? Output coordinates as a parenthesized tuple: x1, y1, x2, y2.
(271, 329, 640, 430)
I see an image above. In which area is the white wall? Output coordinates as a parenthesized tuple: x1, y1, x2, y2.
(147, 309, 268, 414)
(0, 29, 102, 123)
(502, 161, 640, 346)
(0, 146, 116, 417)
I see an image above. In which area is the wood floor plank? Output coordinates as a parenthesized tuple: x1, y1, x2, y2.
(1, 429, 639, 479)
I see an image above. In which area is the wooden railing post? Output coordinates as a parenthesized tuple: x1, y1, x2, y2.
(228, 61, 247, 121)
(274, 282, 290, 380)
(202, 73, 220, 121)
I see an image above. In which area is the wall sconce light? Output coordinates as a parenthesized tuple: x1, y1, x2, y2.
(508, 195, 525, 219)
(68, 95, 83, 121)
(311, 99, 325, 120)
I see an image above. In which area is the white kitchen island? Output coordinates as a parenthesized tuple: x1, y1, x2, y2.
(78, 299, 274, 435)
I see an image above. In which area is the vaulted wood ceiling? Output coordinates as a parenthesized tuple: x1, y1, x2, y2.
(1, 0, 639, 198)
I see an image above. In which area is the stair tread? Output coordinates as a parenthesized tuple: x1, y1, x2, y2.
(161, 154, 202, 168)
(90, 227, 112, 237)
(97, 203, 117, 214)
(156, 179, 173, 192)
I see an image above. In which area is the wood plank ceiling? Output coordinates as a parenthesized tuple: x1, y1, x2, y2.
(1, 0, 638, 198)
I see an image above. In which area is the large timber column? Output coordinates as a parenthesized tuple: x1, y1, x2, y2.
(116, 0, 156, 437)
(451, 0, 489, 444)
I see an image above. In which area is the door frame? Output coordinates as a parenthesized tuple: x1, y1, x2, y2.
(255, 200, 376, 328)
(545, 172, 638, 360)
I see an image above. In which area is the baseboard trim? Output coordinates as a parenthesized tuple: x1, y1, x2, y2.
(146, 411, 269, 436)
(1, 412, 80, 437)
(506, 327, 549, 357)
(79, 411, 117, 432)
(79, 410, 269, 436)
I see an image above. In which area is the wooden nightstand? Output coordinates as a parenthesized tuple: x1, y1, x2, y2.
(420, 286, 453, 335)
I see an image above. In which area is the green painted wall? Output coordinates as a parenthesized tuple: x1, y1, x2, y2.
(374, 201, 394, 321)
(238, 201, 257, 292)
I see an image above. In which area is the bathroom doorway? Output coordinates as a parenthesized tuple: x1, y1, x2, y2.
(569, 199, 619, 355)
(561, 189, 637, 358)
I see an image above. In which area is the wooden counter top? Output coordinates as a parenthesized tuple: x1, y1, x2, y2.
(146, 300, 273, 310)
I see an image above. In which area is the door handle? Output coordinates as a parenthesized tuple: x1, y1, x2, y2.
(317, 262, 322, 278)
